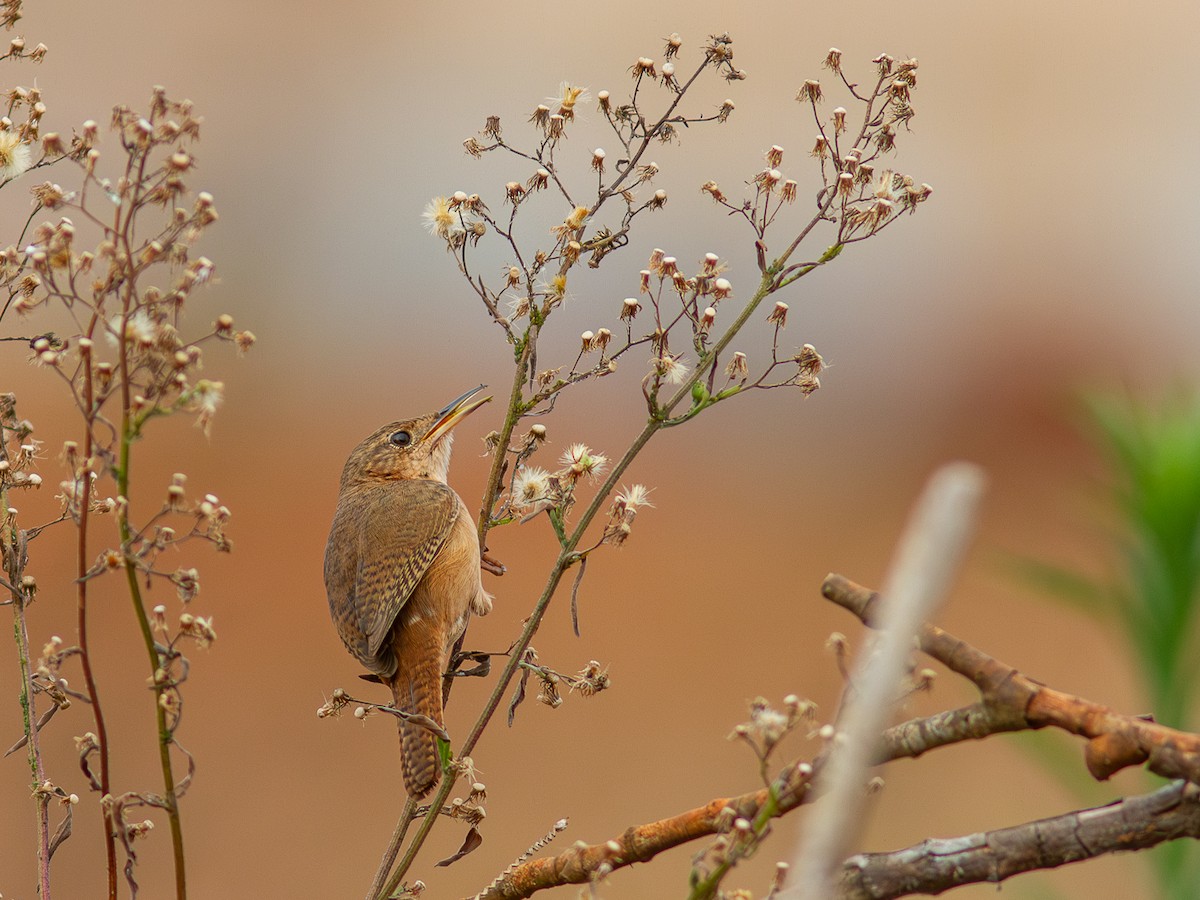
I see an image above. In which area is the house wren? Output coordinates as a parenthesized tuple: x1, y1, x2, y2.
(324, 385, 493, 797)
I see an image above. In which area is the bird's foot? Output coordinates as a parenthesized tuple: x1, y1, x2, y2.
(481, 552, 506, 576)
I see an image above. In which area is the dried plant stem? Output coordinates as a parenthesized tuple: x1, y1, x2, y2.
(2, 400, 52, 898)
(117, 428, 187, 900)
(76, 346, 119, 900)
(378, 255, 832, 897)
(365, 797, 416, 900)
(10, 574, 51, 898)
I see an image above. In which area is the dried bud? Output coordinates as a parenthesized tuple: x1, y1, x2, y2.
(591, 147, 605, 173)
(767, 301, 788, 328)
(755, 168, 782, 191)
(832, 106, 847, 133)
(725, 351, 748, 380)
(795, 343, 825, 376)
(717, 98, 735, 122)
(781, 179, 797, 203)
(620, 297, 641, 320)
(700, 180, 726, 203)
(505, 181, 526, 203)
(596, 90, 610, 113)
(765, 145, 784, 167)
(234, 330, 256, 354)
(823, 48, 843, 72)
(797, 80, 823, 104)
(712, 278, 732, 300)
(631, 57, 657, 79)
(664, 32, 682, 59)
(811, 136, 829, 159)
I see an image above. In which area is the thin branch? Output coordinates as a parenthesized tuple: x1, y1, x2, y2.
(836, 781, 1200, 899)
(823, 574, 1200, 784)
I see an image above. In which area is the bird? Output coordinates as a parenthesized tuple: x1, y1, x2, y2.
(324, 385, 493, 797)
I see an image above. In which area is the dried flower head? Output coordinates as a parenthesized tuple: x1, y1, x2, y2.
(556, 83, 588, 120)
(0, 130, 31, 181)
(725, 351, 748, 380)
(422, 196, 457, 239)
(559, 443, 607, 480)
(796, 80, 823, 104)
(511, 466, 553, 512)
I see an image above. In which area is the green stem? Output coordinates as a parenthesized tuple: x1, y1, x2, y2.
(8, 559, 52, 898)
(2, 414, 52, 898)
(117, 420, 187, 900)
(380, 254, 834, 897)
(688, 784, 781, 899)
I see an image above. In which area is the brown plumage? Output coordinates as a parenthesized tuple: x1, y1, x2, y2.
(324, 386, 492, 797)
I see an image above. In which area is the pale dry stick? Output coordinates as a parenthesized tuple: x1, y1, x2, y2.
(787, 462, 987, 899)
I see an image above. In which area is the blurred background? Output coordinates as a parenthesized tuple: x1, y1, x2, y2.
(2, 0, 1199, 897)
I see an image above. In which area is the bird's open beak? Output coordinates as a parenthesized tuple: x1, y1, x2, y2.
(425, 384, 492, 445)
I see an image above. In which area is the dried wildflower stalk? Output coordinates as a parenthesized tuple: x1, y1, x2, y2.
(371, 33, 932, 899)
(0, 17, 246, 892)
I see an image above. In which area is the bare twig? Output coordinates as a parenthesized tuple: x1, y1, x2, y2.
(837, 781, 1200, 899)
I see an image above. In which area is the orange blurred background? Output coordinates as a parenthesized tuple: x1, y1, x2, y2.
(2, 0, 1198, 897)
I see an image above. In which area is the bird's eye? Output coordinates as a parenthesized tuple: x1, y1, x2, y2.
(389, 430, 412, 448)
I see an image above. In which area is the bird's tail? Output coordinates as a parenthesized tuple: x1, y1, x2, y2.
(389, 627, 446, 798)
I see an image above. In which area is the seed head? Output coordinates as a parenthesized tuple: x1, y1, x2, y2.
(422, 196, 457, 239)
(797, 80, 823, 104)
(511, 466, 553, 512)
(700, 180, 726, 203)
(631, 57, 657, 79)
(725, 351, 748, 380)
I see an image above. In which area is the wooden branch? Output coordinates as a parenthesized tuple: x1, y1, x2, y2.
(472, 767, 815, 899)
(836, 780, 1200, 899)
(823, 574, 1200, 784)
(473, 574, 1200, 900)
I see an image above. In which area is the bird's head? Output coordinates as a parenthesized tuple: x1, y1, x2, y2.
(340, 385, 492, 485)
